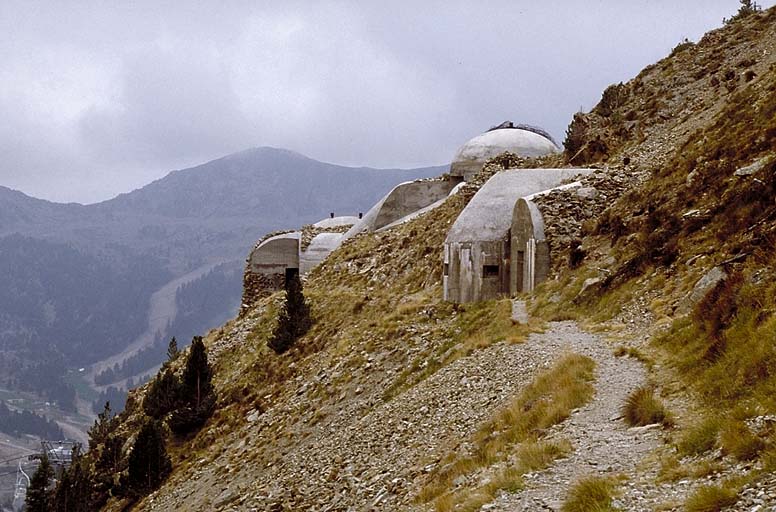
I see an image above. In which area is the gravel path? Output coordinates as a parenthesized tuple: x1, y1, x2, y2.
(487, 302, 662, 511)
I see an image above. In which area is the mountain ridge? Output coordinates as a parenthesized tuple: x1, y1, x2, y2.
(0, 146, 446, 422)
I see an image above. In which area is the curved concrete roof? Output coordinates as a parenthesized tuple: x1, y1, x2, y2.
(450, 128, 560, 179)
(301, 232, 343, 273)
(248, 231, 301, 274)
(445, 169, 590, 243)
(313, 216, 359, 229)
(342, 178, 456, 240)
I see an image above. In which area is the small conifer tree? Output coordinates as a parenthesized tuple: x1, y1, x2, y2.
(168, 336, 216, 434)
(143, 368, 182, 419)
(26, 453, 54, 512)
(166, 336, 180, 362)
(724, 0, 761, 23)
(181, 337, 213, 409)
(91, 432, 125, 508)
(88, 402, 115, 452)
(53, 445, 92, 512)
(126, 419, 171, 497)
(268, 273, 312, 354)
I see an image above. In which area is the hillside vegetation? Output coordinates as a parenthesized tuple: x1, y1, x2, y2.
(71, 6, 776, 511)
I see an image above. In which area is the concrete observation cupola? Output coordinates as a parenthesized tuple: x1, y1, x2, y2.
(450, 122, 560, 182)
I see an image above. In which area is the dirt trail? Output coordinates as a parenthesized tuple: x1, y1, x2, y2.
(486, 302, 662, 511)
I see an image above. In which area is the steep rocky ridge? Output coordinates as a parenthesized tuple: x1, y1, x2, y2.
(92, 7, 776, 511)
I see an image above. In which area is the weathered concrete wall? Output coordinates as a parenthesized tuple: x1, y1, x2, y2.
(450, 129, 560, 182)
(444, 168, 591, 303)
(444, 239, 509, 303)
(343, 178, 455, 241)
(511, 198, 550, 294)
(300, 232, 343, 274)
(241, 232, 301, 313)
(248, 232, 301, 275)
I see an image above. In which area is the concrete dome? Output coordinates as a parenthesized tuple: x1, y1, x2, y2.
(450, 127, 560, 181)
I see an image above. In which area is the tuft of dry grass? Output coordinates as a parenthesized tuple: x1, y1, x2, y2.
(561, 476, 621, 512)
(678, 416, 721, 456)
(622, 386, 674, 427)
(657, 454, 723, 482)
(613, 345, 651, 366)
(418, 354, 595, 508)
(684, 484, 738, 512)
(518, 438, 573, 472)
(719, 421, 765, 461)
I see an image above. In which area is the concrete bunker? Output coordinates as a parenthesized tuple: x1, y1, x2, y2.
(342, 178, 457, 241)
(248, 232, 301, 276)
(300, 232, 343, 273)
(450, 122, 560, 182)
(242, 231, 302, 310)
(242, 214, 361, 312)
(443, 168, 591, 303)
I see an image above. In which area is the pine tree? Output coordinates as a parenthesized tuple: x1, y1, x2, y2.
(725, 0, 761, 23)
(126, 419, 171, 497)
(91, 432, 125, 508)
(53, 445, 92, 512)
(26, 453, 54, 512)
(181, 337, 213, 409)
(166, 336, 180, 362)
(143, 368, 182, 419)
(88, 402, 115, 452)
(168, 337, 215, 435)
(268, 273, 312, 354)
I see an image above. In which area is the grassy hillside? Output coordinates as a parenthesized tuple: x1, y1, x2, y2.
(75, 6, 776, 512)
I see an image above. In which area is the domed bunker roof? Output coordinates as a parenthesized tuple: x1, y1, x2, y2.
(450, 122, 560, 181)
(444, 168, 587, 244)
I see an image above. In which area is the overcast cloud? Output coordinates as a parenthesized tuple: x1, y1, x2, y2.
(1, 1, 772, 203)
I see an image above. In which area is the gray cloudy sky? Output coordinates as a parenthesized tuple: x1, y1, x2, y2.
(1, 1, 772, 204)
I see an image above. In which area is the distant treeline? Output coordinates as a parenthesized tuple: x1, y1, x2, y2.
(0, 400, 63, 439)
(93, 263, 241, 386)
(94, 334, 167, 386)
(10, 359, 77, 412)
(91, 375, 151, 415)
(0, 234, 171, 366)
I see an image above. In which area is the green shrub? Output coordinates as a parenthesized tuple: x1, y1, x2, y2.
(268, 273, 312, 354)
